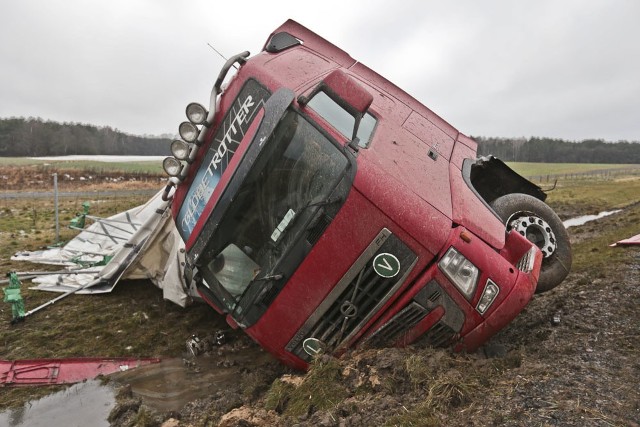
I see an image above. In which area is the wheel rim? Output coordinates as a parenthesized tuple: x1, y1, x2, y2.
(508, 214, 557, 259)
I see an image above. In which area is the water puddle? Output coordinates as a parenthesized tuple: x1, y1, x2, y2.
(563, 210, 622, 228)
(0, 345, 273, 424)
(110, 346, 272, 412)
(0, 380, 115, 427)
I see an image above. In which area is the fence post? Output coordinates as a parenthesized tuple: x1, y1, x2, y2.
(53, 173, 59, 244)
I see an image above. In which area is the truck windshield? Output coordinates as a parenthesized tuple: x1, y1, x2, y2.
(200, 110, 349, 311)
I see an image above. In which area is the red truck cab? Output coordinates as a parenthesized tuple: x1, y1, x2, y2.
(162, 20, 570, 370)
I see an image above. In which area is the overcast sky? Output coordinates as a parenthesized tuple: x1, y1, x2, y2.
(1, 0, 638, 141)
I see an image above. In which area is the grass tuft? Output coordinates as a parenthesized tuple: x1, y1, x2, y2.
(264, 378, 295, 414)
(274, 356, 347, 418)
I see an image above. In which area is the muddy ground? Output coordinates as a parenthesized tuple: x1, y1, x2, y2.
(106, 199, 640, 426)
(2, 171, 639, 426)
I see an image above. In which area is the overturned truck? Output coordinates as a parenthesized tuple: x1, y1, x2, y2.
(161, 20, 571, 370)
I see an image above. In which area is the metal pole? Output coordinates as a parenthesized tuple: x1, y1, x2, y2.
(68, 226, 129, 240)
(53, 173, 59, 244)
(86, 219, 135, 235)
(23, 278, 102, 318)
(85, 215, 141, 226)
(0, 269, 103, 284)
(0, 270, 102, 281)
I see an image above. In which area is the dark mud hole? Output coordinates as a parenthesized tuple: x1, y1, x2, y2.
(107, 335, 286, 427)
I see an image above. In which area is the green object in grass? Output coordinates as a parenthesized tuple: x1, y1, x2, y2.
(71, 254, 113, 267)
(69, 202, 91, 229)
(3, 272, 25, 322)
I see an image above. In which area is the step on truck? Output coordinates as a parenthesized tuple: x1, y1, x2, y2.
(161, 20, 571, 370)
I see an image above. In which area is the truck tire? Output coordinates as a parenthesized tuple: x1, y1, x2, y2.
(490, 193, 571, 293)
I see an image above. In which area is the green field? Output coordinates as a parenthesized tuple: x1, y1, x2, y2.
(507, 162, 640, 177)
(0, 157, 164, 174)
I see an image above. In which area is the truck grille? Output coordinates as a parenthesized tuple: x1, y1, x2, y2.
(420, 321, 456, 347)
(365, 281, 464, 349)
(365, 302, 428, 347)
(285, 228, 417, 362)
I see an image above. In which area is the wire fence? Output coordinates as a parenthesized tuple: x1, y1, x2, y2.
(0, 189, 157, 247)
(526, 167, 640, 183)
(0, 189, 158, 200)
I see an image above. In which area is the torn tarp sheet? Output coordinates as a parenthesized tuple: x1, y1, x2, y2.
(610, 233, 640, 247)
(11, 191, 193, 307)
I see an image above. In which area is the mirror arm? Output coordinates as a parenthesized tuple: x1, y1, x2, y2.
(349, 114, 362, 152)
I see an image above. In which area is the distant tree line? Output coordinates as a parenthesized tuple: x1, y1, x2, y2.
(0, 117, 171, 157)
(475, 136, 640, 163)
(3, 117, 639, 163)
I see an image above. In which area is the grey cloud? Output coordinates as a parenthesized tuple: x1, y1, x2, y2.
(0, 0, 638, 141)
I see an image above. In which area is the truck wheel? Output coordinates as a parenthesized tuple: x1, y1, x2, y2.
(490, 193, 572, 293)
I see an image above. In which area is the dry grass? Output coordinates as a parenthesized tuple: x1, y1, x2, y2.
(269, 356, 348, 419)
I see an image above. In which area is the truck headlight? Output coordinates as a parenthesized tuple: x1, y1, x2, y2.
(171, 140, 191, 161)
(476, 280, 499, 314)
(186, 102, 208, 125)
(162, 157, 183, 177)
(179, 121, 199, 143)
(439, 247, 479, 299)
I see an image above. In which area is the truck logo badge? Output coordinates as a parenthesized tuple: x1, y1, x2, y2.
(340, 301, 358, 318)
(302, 338, 326, 356)
(373, 253, 400, 278)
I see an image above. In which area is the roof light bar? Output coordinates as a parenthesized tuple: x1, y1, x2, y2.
(179, 121, 199, 143)
(171, 140, 191, 161)
(162, 157, 183, 177)
(186, 102, 208, 125)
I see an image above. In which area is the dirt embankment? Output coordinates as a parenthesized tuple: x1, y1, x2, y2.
(105, 205, 640, 426)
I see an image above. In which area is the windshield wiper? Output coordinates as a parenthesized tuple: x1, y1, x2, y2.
(271, 195, 343, 244)
(300, 195, 343, 212)
(232, 271, 284, 322)
(252, 273, 283, 282)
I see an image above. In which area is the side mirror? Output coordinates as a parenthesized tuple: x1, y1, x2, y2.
(299, 69, 373, 114)
(298, 69, 373, 148)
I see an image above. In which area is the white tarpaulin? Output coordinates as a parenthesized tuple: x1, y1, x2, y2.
(11, 191, 194, 307)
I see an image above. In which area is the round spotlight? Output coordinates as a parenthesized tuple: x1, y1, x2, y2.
(179, 121, 199, 143)
(186, 103, 208, 125)
(171, 140, 191, 161)
(163, 157, 183, 177)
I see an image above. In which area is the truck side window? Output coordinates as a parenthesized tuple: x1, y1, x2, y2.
(307, 91, 377, 148)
